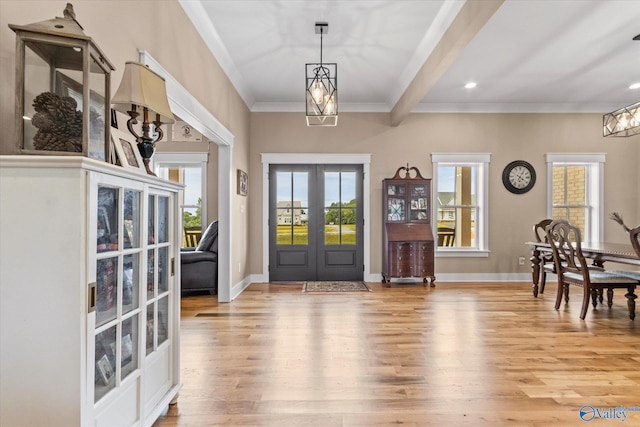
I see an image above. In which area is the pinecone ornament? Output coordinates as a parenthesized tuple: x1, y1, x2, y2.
(31, 91, 83, 152)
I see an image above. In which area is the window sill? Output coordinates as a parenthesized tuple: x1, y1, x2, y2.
(436, 249, 490, 258)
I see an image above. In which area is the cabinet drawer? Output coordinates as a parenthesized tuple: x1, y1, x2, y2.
(389, 243, 412, 276)
(415, 242, 433, 255)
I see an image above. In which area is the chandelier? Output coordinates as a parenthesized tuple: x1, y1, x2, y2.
(603, 34, 640, 137)
(603, 101, 640, 137)
(306, 22, 337, 126)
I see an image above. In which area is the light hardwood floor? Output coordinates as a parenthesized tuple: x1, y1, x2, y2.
(153, 282, 640, 426)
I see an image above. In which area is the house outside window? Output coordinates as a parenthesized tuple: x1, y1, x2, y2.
(546, 153, 605, 242)
(432, 153, 490, 257)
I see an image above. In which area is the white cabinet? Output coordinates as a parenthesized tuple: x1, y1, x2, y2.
(0, 156, 182, 427)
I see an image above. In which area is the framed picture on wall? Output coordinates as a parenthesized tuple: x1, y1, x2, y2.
(237, 169, 248, 196)
(111, 128, 144, 172)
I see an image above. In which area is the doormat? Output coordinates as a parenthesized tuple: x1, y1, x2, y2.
(302, 281, 371, 293)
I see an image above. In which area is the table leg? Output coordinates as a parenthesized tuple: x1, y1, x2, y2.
(626, 287, 637, 320)
(530, 248, 541, 297)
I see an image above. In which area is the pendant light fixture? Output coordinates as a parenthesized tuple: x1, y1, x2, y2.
(603, 34, 640, 137)
(603, 101, 640, 137)
(306, 22, 337, 126)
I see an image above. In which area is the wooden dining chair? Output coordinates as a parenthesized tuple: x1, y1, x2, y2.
(533, 218, 554, 294)
(630, 225, 640, 257)
(546, 219, 638, 320)
(611, 225, 640, 282)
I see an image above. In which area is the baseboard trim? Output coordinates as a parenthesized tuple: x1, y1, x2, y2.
(230, 276, 253, 301)
(247, 272, 532, 286)
(365, 272, 532, 283)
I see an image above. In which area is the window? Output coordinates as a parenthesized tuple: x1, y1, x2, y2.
(154, 153, 207, 248)
(432, 153, 490, 256)
(546, 153, 604, 242)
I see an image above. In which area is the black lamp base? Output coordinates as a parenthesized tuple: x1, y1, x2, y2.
(137, 140, 156, 176)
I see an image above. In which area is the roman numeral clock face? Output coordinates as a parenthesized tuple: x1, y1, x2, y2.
(502, 160, 536, 194)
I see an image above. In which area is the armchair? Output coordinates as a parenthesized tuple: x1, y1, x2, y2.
(180, 220, 218, 295)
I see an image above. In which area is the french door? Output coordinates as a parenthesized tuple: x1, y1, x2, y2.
(269, 164, 363, 281)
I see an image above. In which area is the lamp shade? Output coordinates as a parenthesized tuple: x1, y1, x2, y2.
(112, 62, 175, 124)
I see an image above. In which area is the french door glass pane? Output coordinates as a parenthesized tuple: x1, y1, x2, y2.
(276, 171, 308, 245)
(324, 172, 339, 205)
(122, 253, 139, 314)
(293, 223, 309, 245)
(340, 207, 356, 245)
(341, 172, 356, 203)
(324, 208, 339, 244)
(276, 209, 293, 244)
(276, 171, 292, 204)
(324, 171, 357, 245)
(121, 315, 138, 380)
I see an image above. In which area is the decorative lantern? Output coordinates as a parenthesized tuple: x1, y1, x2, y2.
(9, 4, 115, 160)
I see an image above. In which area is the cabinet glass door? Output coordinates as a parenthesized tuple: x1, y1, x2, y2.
(94, 184, 142, 403)
(386, 183, 406, 222)
(146, 194, 171, 356)
(409, 184, 428, 221)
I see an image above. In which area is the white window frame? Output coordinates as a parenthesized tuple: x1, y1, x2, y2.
(431, 153, 490, 257)
(154, 152, 208, 233)
(545, 153, 605, 242)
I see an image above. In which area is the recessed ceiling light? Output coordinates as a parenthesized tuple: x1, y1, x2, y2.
(629, 82, 640, 90)
(464, 82, 477, 89)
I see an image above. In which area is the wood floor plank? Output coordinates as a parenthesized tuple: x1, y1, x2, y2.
(152, 282, 640, 426)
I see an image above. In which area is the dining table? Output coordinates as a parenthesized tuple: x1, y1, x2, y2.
(526, 241, 640, 297)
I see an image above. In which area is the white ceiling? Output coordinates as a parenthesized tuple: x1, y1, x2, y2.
(180, 0, 640, 114)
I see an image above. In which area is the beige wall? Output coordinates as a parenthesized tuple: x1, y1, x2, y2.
(0, 0, 251, 285)
(2, 1, 638, 283)
(250, 112, 639, 277)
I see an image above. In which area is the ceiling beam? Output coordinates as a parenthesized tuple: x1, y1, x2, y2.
(390, 0, 505, 126)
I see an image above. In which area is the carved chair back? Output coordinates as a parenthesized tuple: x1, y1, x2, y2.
(630, 225, 640, 258)
(534, 218, 553, 243)
(546, 219, 589, 282)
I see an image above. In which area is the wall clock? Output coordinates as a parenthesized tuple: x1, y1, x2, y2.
(502, 160, 536, 194)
